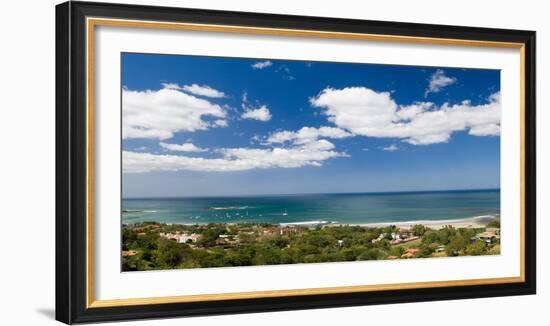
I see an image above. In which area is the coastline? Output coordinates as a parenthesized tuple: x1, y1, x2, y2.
(123, 213, 501, 271)
(137, 214, 500, 230)
(123, 190, 500, 229)
(334, 215, 499, 230)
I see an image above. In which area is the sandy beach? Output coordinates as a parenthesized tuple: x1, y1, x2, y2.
(162, 215, 500, 229)
(334, 215, 499, 230)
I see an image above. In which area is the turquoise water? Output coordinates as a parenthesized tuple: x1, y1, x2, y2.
(122, 189, 500, 225)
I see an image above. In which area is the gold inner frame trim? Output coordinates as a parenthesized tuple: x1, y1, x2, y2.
(85, 17, 527, 308)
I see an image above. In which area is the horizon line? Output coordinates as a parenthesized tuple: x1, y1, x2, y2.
(123, 187, 501, 200)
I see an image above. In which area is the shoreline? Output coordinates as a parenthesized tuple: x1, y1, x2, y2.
(130, 214, 499, 230)
(333, 215, 499, 230)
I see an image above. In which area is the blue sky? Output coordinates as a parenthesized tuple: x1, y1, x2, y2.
(122, 53, 500, 198)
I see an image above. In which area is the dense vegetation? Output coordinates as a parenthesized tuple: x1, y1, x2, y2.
(122, 222, 500, 271)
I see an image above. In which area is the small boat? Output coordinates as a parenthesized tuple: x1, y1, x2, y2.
(282, 209, 288, 216)
(122, 209, 143, 213)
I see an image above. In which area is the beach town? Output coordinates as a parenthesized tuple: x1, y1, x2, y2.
(122, 218, 500, 271)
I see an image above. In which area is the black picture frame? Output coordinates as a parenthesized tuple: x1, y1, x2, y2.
(56, 1, 536, 324)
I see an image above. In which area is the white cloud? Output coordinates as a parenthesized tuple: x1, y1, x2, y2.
(251, 60, 273, 69)
(396, 102, 433, 120)
(469, 124, 500, 136)
(250, 134, 263, 144)
(213, 119, 228, 127)
(310, 87, 398, 136)
(159, 142, 208, 152)
(240, 92, 272, 122)
(123, 140, 346, 173)
(267, 126, 352, 145)
(123, 87, 227, 140)
(382, 144, 399, 152)
(425, 69, 456, 97)
(159, 83, 180, 90)
(404, 133, 450, 145)
(161, 83, 226, 98)
(310, 87, 500, 146)
(241, 105, 272, 121)
(276, 65, 295, 80)
(185, 84, 225, 98)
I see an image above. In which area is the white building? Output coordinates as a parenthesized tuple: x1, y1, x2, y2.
(160, 232, 202, 243)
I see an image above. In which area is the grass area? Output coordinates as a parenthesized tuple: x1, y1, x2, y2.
(394, 238, 422, 249)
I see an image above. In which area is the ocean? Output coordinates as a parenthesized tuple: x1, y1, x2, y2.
(122, 189, 500, 225)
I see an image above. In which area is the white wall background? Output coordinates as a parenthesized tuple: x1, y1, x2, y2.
(0, 0, 545, 325)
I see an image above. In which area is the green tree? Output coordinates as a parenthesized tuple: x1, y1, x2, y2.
(486, 220, 501, 228)
(411, 224, 428, 236)
(458, 227, 477, 239)
(422, 230, 438, 244)
(270, 236, 290, 248)
(388, 246, 405, 257)
(418, 244, 435, 258)
(446, 235, 468, 256)
(155, 238, 184, 267)
(358, 248, 385, 261)
(305, 233, 332, 248)
(466, 240, 487, 256)
(434, 226, 456, 245)
(252, 245, 282, 265)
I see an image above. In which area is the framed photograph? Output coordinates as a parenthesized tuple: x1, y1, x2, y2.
(56, 1, 536, 324)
